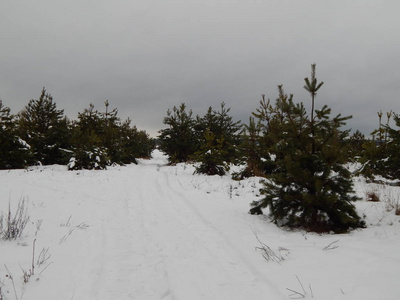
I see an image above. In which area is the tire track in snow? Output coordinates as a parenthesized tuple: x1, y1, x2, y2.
(160, 172, 279, 281)
(81, 163, 178, 300)
(85, 170, 141, 300)
(136, 168, 285, 300)
(73, 162, 285, 299)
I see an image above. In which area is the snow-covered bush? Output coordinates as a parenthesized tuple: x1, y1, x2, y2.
(68, 147, 110, 170)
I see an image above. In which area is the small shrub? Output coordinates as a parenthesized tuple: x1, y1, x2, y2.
(366, 190, 380, 202)
(68, 147, 110, 170)
(395, 205, 400, 216)
(0, 197, 30, 241)
(253, 230, 288, 262)
(22, 268, 33, 284)
(381, 188, 400, 214)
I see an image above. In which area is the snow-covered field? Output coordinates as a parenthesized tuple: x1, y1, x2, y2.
(1, 150, 399, 300)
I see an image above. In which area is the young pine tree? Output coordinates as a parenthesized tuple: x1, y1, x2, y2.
(359, 111, 400, 180)
(247, 94, 285, 177)
(250, 81, 364, 233)
(16, 88, 71, 165)
(237, 116, 264, 178)
(304, 63, 324, 154)
(384, 113, 400, 179)
(191, 129, 229, 176)
(158, 103, 198, 163)
(0, 100, 31, 169)
(195, 102, 241, 164)
(362, 112, 400, 180)
(118, 119, 154, 163)
(69, 103, 110, 170)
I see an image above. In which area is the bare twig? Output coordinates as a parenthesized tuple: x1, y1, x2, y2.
(60, 215, 72, 227)
(4, 265, 18, 300)
(252, 229, 288, 262)
(32, 239, 36, 275)
(75, 222, 90, 230)
(287, 275, 313, 299)
(296, 275, 306, 296)
(35, 219, 43, 236)
(60, 229, 74, 244)
(286, 287, 305, 299)
(38, 262, 53, 276)
(322, 240, 339, 251)
(0, 280, 5, 300)
(36, 247, 51, 267)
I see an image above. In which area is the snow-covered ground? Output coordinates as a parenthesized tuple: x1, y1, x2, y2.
(0, 150, 399, 300)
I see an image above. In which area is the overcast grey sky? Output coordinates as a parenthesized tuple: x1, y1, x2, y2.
(1, 0, 399, 137)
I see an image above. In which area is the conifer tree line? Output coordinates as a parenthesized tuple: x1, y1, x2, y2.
(356, 111, 400, 180)
(0, 88, 154, 170)
(158, 102, 242, 176)
(157, 66, 400, 184)
(2, 65, 400, 233)
(158, 64, 400, 232)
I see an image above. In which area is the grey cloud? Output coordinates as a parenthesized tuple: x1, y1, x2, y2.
(1, 0, 399, 137)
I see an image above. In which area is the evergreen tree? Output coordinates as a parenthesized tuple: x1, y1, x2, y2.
(248, 94, 284, 176)
(195, 102, 242, 164)
(69, 101, 151, 170)
(100, 100, 124, 165)
(17, 88, 71, 165)
(344, 130, 366, 162)
(158, 103, 197, 163)
(357, 110, 400, 180)
(250, 76, 364, 233)
(118, 120, 154, 163)
(361, 112, 400, 180)
(0, 100, 30, 169)
(191, 129, 229, 176)
(384, 113, 400, 179)
(304, 63, 324, 154)
(237, 116, 264, 178)
(69, 103, 110, 170)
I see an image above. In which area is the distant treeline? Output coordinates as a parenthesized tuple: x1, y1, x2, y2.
(0, 88, 154, 170)
(1, 84, 399, 179)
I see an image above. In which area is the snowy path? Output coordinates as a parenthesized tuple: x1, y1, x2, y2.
(5, 153, 282, 299)
(2, 151, 400, 300)
(78, 159, 283, 299)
